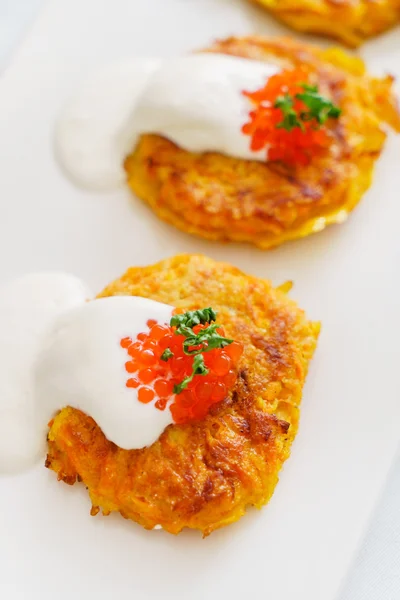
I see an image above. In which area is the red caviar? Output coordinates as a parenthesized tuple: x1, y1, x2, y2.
(138, 387, 155, 404)
(242, 67, 333, 166)
(120, 314, 243, 425)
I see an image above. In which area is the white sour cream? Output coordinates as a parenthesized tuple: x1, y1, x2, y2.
(0, 273, 90, 473)
(35, 296, 174, 450)
(0, 274, 174, 474)
(55, 54, 278, 190)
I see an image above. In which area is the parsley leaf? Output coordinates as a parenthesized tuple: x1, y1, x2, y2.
(165, 307, 233, 394)
(160, 348, 174, 361)
(274, 94, 303, 131)
(181, 324, 233, 355)
(170, 307, 217, 329)
(274, 83, 341, 131)
(296, 85, 341, 125)
(173, 354, 208, 394)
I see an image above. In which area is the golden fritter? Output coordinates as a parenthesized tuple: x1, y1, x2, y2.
(125, 37, 400, 249)
(46, 255, 319, 536)
(251, 0, 400, 47)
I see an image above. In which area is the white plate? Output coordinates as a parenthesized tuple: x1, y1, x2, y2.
(0, 1, 399, 599)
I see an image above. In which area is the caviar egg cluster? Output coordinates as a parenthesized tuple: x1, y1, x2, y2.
(120, 312, 243, 425)
(242, 66, 339, 166)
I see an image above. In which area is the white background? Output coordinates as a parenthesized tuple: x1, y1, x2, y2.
(0, 1, 399, 599)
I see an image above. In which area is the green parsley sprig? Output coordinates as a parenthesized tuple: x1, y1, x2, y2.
(161, 307, 233, 394)
(275, 94, 304, 132)
(160, 348, 174, 361)
(173, 354, 209, 395)
(274, 83, 341, 132)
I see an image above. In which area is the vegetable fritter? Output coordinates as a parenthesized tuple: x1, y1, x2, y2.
(46, 255, 319, 536)
(125, 37, 400, 249)
(251, 0, 400, 47)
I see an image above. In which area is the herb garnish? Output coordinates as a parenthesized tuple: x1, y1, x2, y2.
(163, 307, 233, 394)
(274, 83, 341, 132)
(160, 348, 174, 361)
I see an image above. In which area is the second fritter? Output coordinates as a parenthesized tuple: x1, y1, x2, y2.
(125, 36, 400, 249)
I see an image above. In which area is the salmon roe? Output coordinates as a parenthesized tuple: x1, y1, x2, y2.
(120, 314, 243, 425)
(242, 67, 334, 166)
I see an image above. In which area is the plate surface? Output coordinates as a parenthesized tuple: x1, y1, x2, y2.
(0, 1, 399, 599)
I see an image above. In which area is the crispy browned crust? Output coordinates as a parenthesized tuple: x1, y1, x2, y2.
(125, 36, 400, 249)
(251, 0, 400, 47)
(46, 254, 320, 535)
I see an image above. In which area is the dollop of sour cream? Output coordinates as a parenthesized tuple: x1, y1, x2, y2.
(0, 274, 174, 474)
(55, 54, 278, 190)
(35, 296, 174, 450)
(0, 273, 90, 474)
